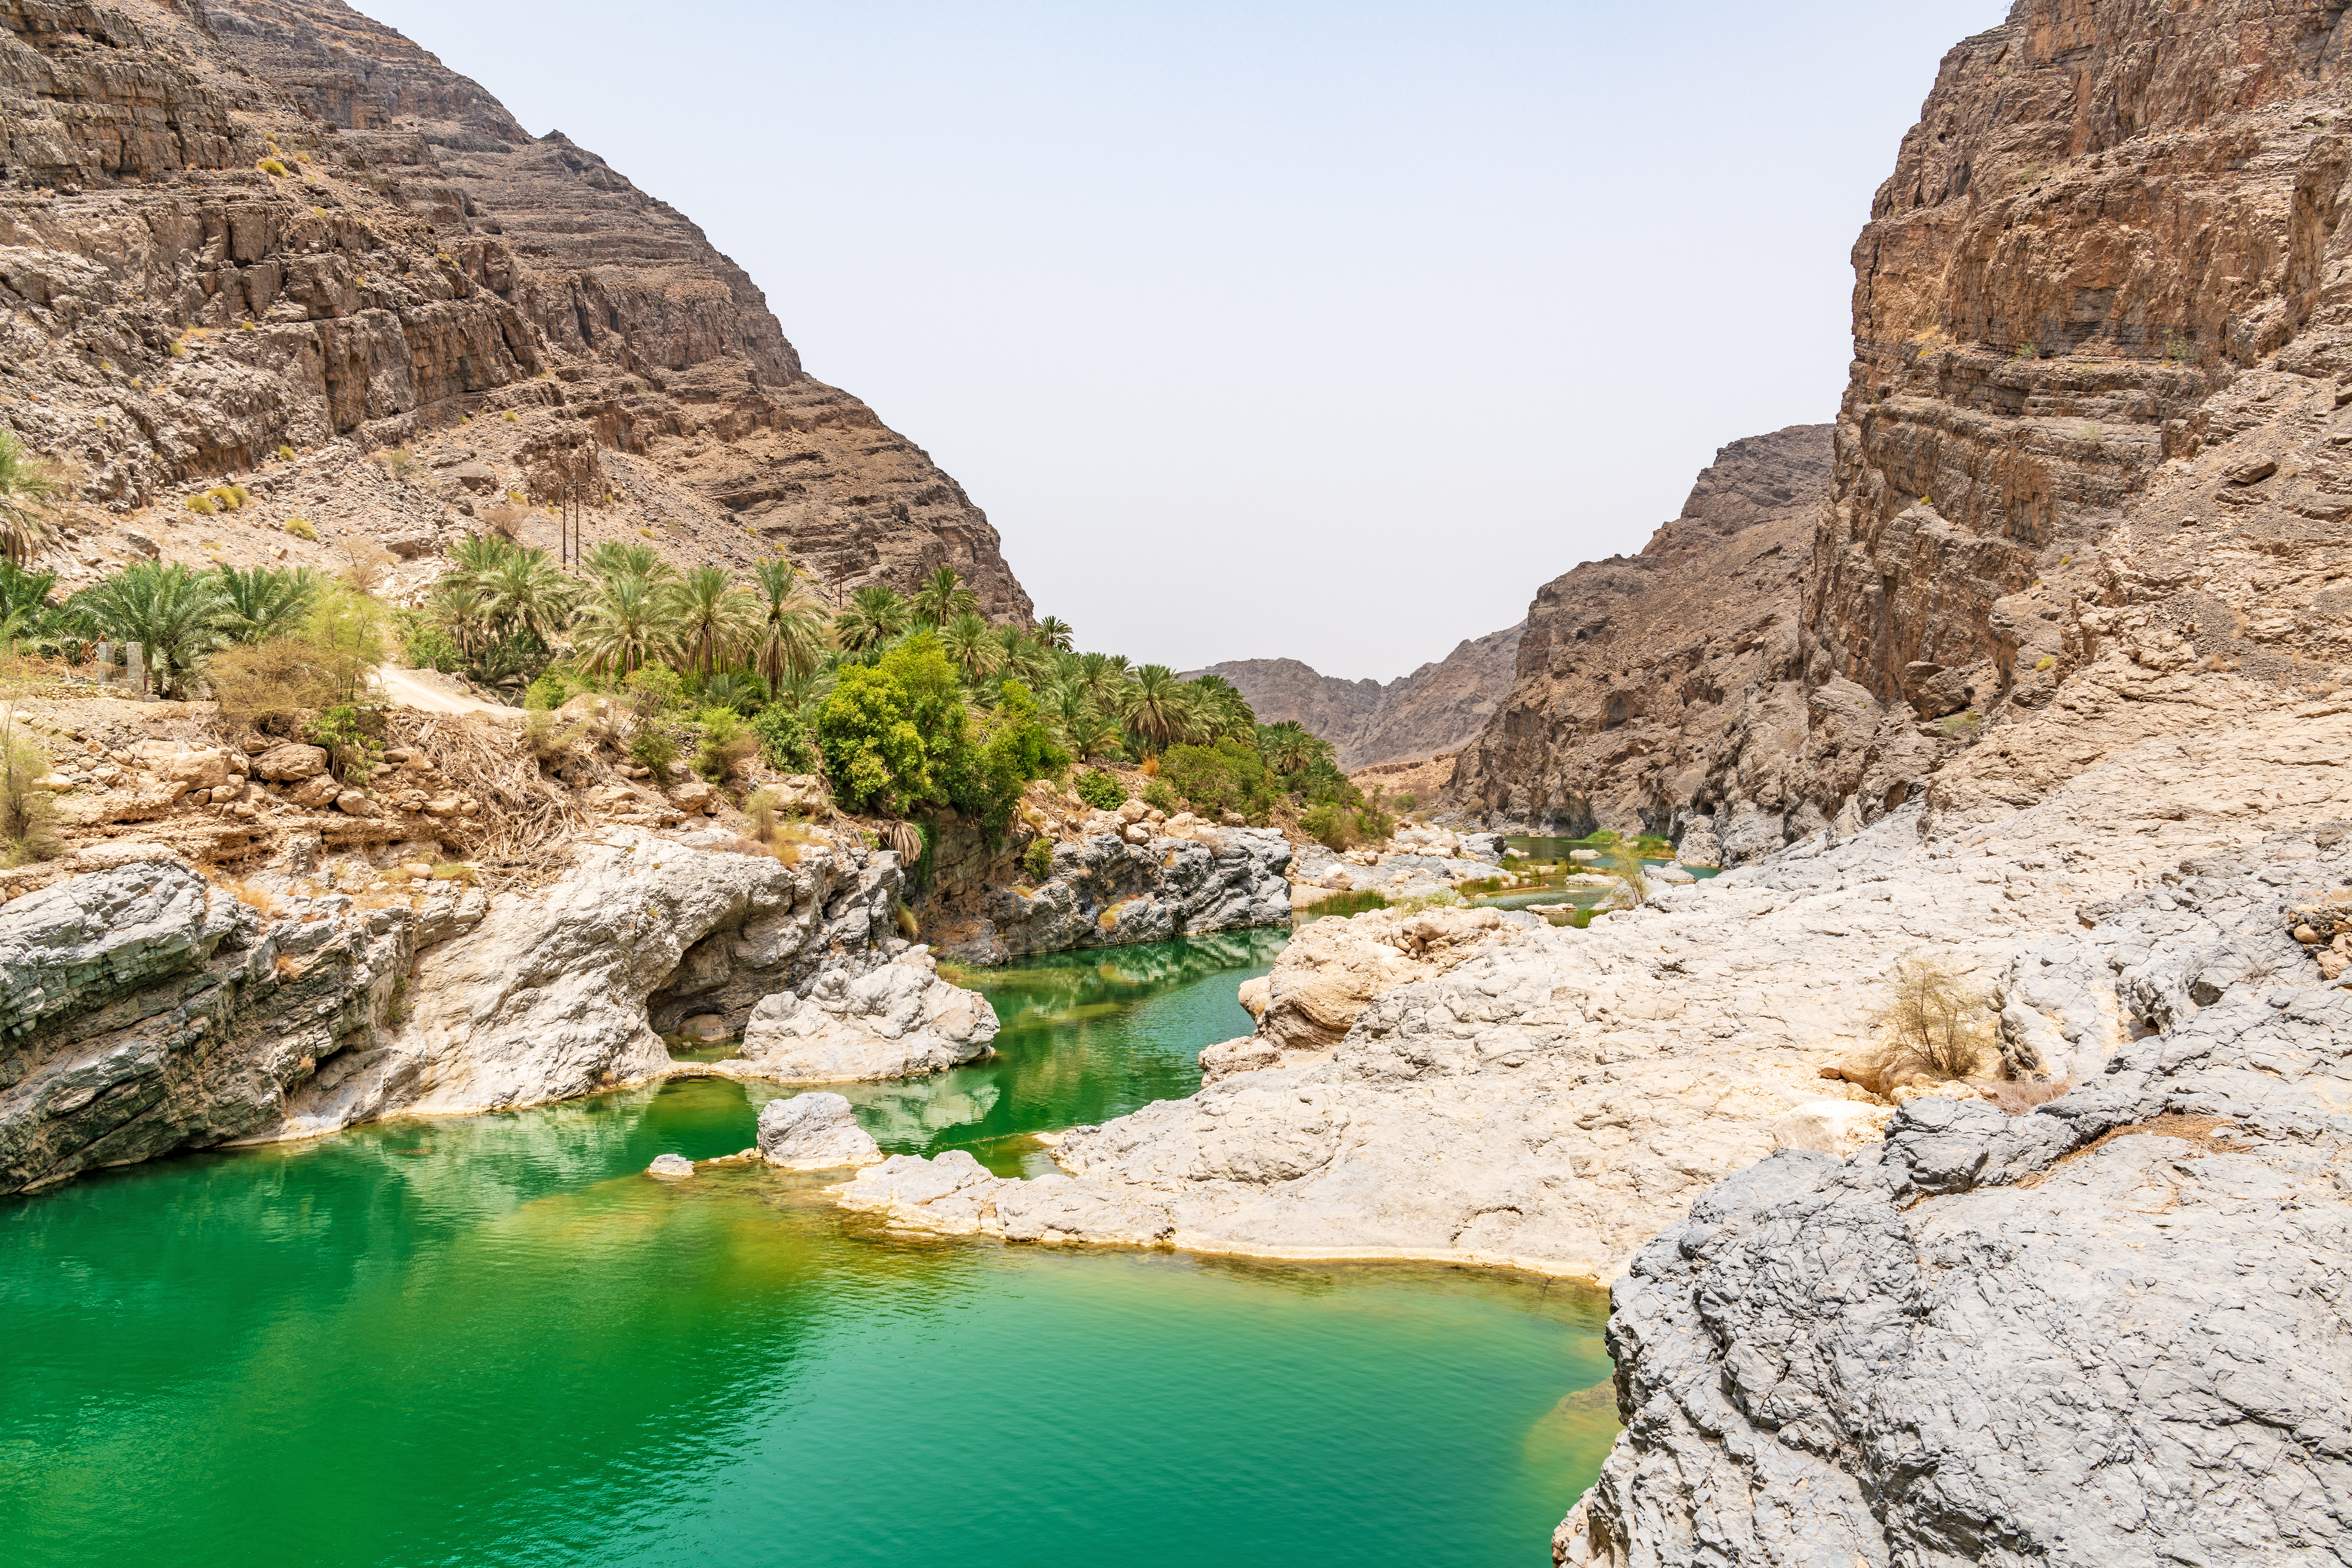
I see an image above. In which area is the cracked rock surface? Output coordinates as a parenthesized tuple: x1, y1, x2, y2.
(729, 949, 998, 1084)
(1561, 830, 2352, 1567)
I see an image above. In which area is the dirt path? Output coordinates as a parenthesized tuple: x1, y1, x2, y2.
(375, 667, 520, 718)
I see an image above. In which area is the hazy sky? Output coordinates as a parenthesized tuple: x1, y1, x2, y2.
(368, 0, 2010, 681)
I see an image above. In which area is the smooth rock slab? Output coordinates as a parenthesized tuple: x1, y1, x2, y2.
(646, 1152, 695, 1177)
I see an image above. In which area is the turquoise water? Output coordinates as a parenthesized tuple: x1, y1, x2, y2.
(0, 933, 1618, 1568)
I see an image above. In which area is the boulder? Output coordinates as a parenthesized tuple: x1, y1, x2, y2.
(253, 743, 331, 780)
(735, 950, 999, 1082)
(161, 748, 230, 789)
(646, 1152, 695, 1177)
(334, 790, 378, 817)
(288, 775, 341, 809)
(668, 777, 716, 813)
(756, 1092, 883, 1169)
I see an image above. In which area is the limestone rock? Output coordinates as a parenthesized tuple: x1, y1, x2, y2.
(1766, 1099, 1892, 1158)
(931, 827, 1292, 965)
(288, 775, 341, 809)
(646, 1152, 695, 1177)
(1563, 834, 2352, 1568)
(249, 743, 330, 781)
(755, 1092, 883, 1169)
(734, 950, 998, 1083)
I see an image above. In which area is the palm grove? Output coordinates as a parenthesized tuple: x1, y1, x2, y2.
(1, 515, 1391, 865)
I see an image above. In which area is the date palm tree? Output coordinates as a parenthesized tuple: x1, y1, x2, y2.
(1035, 615, 1073, 652)
(211, 565, 321, 645)
(663, 564, 762, 675)
(478, 546, 575, 648)
(911, 565, 978, 629)
(69, 561, 232, 696)
(570, 571, 678, 677)
(750, 558, 827, 689)
(0, 427, 59, 570)
(992, 625, 1051, 688)
(1121, 663, 1190, 756)
(1076, 651, 1128, 713)
(940, 610, 1004, 684)
(1186, 674, 1256, 741)
(834, 584, 911, 653)
(1260, 719, 1320, 776)
(582, 541, 672, 584)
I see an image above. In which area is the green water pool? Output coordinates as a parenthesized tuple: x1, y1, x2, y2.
(1, 930, 1619, 1567)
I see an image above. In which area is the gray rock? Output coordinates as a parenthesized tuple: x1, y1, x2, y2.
(1559, 834, 2352, 1567)
(646, 1152, 695, 1177)
(755, 1092, 883, 1169)
(935, 827, 1292, 964)
(734, 949, 998, 1082)
(1459, 831, 1506, 864)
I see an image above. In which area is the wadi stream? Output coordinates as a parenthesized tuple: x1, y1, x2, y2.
(2, 929, 1618, 1566)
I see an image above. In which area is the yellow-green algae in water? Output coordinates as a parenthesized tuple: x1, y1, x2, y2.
(0, 934, 1618, 1567)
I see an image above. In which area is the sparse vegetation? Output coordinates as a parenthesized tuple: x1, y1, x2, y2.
(1867, 957, 1994, 1081)
(1022, 836, 1055, 882)
(258, 159, 289, 177)
(284, 516, 318, 541)
(1075, 769, 1127, 811)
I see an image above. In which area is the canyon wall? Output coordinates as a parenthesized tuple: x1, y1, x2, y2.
(1190, 622, 1522, 772)
(1442, 426, 1849, 849)
(0, 0, 1031, 614)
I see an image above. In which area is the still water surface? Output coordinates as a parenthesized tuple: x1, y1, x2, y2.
(1, 930, 1617, 1567)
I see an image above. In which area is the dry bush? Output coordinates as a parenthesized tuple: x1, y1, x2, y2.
(1867, 957, 1995, 1081)
(207, 638, 345, 735)
(223, 879, 281, 920)
(342, 540, 396, 596)
(523, 709, 590, 763)
(273, 952, 301, 979)
(403, 713, 584, 889)
(0, 714, 63, 867)
(481, 502, 531, 542)
(1978, 1076, 2073, 1115)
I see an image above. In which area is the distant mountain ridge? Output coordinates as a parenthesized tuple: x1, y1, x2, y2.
(1188, 623, 1523, 771)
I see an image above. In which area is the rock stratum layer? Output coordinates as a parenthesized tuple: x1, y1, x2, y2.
(1190, 622, 1523, 771)
(0, 0, 1031, 613)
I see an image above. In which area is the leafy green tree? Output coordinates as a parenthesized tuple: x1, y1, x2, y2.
(814, 663, 926, 814)
(911, 566, 978, 629)
(834, 584, 912, 653)
(0, 427, 59, 569)
(937, 678, 1067, 840)
(753, 702, 817, 772)
(69, 561, 232, 696)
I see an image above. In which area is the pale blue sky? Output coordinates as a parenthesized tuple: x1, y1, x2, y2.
(368, 0, 2010, 680)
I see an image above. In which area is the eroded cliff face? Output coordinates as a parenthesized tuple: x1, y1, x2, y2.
(1443, 427, 1854, 847)
(1807, 0, 2352, 809)
(0, 0, 1031, 613)
(1190, 622, 1523, 772)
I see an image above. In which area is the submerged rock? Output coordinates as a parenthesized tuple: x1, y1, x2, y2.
(756, 1093, 883, 1169)
(735, 950, 998, 1083)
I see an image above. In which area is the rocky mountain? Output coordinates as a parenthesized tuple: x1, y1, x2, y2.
(0, 0, 1031, 615)
(1189, 621, 1523, 770)
(1442, 425, 1837, 849)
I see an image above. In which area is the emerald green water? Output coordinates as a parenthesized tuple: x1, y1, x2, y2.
(1, 932, 1618, 1567)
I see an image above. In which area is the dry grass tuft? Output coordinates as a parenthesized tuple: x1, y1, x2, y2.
(223, 879, 281, 920)
(2015, 1114, 2235, 1187)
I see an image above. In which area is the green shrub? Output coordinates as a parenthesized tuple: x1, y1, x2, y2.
(753, 703, 816, 772)
(1075, 769, 1126, 811)
(1141, 778, 1177, 815)
(1022, 837, 1054, 883)
(284, 516, 317, 541)
(814, 664, 925, 814)
(621, 662, 682, 719)
(258, 159, 288, 177)
(185, 494, 215, 516)
(694, 706, 758, 783)
(1161, 739, 1267, 819)
(630, 726, 679, 784)
(1301, 798, 1353, 851)
(303, 703, 381, 783)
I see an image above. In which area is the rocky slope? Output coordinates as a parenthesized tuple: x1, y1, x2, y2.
(1443, 426, 1841, 850)
(0, 0, 1030, 614)
(1189, 621, 1523, 771)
